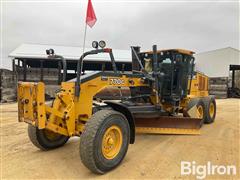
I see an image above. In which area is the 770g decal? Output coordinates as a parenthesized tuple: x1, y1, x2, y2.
(109, 78, 125, 85)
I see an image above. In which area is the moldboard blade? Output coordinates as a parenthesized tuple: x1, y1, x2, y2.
(135, 116, 202, 135)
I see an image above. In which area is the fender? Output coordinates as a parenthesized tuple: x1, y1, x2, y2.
(104, 101, 135, 144)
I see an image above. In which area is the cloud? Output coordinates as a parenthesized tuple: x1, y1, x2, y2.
(1, 1, 239, 69)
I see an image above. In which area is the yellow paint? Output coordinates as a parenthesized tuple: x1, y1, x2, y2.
(188, 72, 209, 98)
(17, 82, 46, 128)
(102, 125, 123, 159)
(136, 127, 200, 135)
(180, 72, 209, 110)
(36, 83, 46, 129)
(17, 70, 210, 137)
(18, 75, 147, 136)
(209, 102, 215, 118)
(45, 121, 69, 136)
(44, 129, 61, 140)
(197, 105, 204, 119)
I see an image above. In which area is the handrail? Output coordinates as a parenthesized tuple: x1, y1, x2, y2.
(47, 54, 67, 82)
(75, 48, 118, 97)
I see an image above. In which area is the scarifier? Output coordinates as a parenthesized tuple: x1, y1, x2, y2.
(17, 41, 216, 174)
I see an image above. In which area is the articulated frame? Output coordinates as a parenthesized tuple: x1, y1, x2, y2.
(18, 74, 147, 137)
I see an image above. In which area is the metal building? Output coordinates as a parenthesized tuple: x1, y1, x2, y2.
(6, 43, 132, 100)
(9, 43, 132, 84)
(195, 47, 240, 77)
(195, 47, 240, 98)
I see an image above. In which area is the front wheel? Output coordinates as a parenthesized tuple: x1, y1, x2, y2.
(28, 125, 69, 150)
(80, 110, 130, 174)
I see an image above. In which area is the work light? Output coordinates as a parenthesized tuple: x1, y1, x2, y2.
(92, 41, 98, 49)
(99, 40, 106, 48)
(46, 49, 54, 55)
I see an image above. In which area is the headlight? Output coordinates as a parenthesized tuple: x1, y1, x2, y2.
(92, 41, 98, 49)
(46, 49, 54, 55)
(99, 40, 106, 48)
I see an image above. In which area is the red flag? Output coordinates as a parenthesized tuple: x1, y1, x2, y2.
(86, 0, 97, 28)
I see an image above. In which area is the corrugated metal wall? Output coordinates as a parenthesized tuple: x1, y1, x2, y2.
(195, 47, 240, 77)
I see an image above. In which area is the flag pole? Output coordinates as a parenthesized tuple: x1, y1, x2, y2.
(80, 23, 87, 75)
(80, 0, 96, 76)
(76, 23, 87, 98)
(75, 0, 96, 97)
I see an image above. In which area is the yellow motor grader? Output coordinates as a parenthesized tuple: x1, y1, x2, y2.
(17, 41, 216, 174)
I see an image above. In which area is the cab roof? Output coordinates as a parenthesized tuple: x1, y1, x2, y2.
(142, 49, 195, 56)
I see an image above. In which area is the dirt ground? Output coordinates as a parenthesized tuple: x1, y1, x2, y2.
(1, 99, 239, 179)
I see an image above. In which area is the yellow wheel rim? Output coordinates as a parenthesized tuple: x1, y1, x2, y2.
(102, 125, 123, 160)
(197, 106, 204, 119)
(209, 102, 215, 118)
(44, 129, 60, 140)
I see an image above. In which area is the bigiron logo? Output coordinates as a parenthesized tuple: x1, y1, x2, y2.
(181, 161, 237, 179)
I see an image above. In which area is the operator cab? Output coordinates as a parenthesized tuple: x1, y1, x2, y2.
(131, 47, 195, 110)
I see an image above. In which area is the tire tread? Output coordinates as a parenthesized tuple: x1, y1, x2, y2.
(80, 110, 124, 174)
(28, 125, 47, 150)
(28, 125, 69, 150)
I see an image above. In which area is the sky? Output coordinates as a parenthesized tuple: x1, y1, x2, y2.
(1, 0, 239, 69)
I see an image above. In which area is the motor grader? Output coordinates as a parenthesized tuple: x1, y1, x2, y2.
(17, 41, 216, 174)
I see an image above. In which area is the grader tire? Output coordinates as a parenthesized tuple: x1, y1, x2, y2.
(203, 96, 216, 124)
(80, 110, 130, 174)
(28, 125, 69, 150)
(187, 98, 205, 127)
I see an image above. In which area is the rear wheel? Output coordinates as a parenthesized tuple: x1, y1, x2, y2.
(197, 102, 204, 120)
(28, 125, 69, 150)
(80, 110, 130, 174)
(203, 96, 216, 124)
(186, 98, 205, 126)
